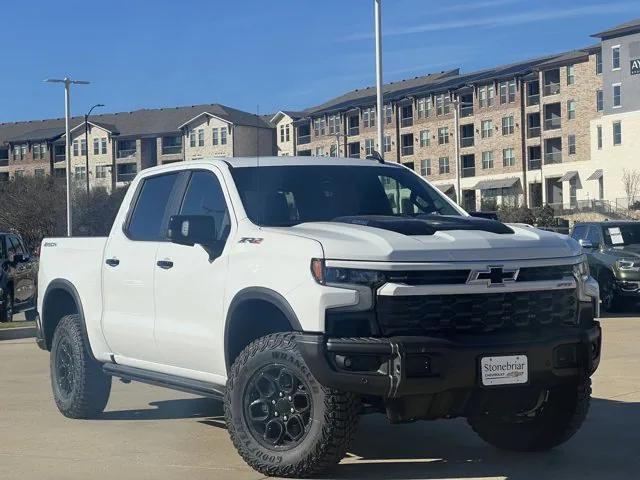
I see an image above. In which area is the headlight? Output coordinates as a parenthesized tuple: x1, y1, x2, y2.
(573, 255, 590, 282)
(616, 258, 640, 272)
(311, 259, 386, 286)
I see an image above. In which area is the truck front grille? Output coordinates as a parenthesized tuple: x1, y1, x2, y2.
(376, 289, 578, 336)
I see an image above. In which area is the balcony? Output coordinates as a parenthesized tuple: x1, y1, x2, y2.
(545, 152, 562, 164)
(54, 154, 66, 163)
(543, 83, 560, 96)
(460, 137, 474, 148)
(348, 126, 360, 136)
(527, 126, 541, 138)
(117, 148, 137, 159)
(527, 93, 540, 106)
(0, 159, 8, 167)
(161, 145, 182, 155)
(298, 135, 311, 145)
(401, 145, 414, 156)
(528, 159, 541, 170)
(117, 173, 137, 183)
(400, 116, 413, 128)
(460, 105, 474, 118)
(544, 117, 561, 130)
(462, 167, 476, 178)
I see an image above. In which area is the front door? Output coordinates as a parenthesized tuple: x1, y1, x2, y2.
(154, 168, 233, 379)
(101, 171, 182, 363)
(6, 235, 36, 306)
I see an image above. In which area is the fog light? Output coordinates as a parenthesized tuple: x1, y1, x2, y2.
(554, 344, 578, 368)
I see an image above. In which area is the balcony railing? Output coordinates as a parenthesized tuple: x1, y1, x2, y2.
(528, 159, 542, 170)
(297, 135, 311, 145)
(543, 83, 560, 96)
(348, 127, 360, 136)
(401, 145, 414, 156)
(0, 159, 8, 167)
(527, 126, 541, 138)
(460, 137, 474, 148)
(527, 94, 540, 106)
(462, 167, 476, 178)
(54, 154, 66, 163)
(544, 152, 562, 164)
(117, 148, 137, 159)
(544, 118, 561, 130)
(401, 117, 413, 128)
(117, 173, 137, 183)
(161, 145, 182, 155)
(460, 106, 474, 118)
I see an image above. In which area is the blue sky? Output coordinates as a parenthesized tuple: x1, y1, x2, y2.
(0, 0, 638, 123)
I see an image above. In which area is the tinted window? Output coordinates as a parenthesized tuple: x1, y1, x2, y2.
(10, 236, 25, 255)
(6, 236, 17, 257)
(571, 225, 587, 240)
(0, 236, 6, 259)
(602, 224, 640, 246)
(586, 226, 602, 246)
(128, 173, 179, 241)
(230, 165, 459, 227)
(180, 171, 230, 242)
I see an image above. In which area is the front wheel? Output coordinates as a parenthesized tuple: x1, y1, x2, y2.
(600, 274, 623, 312)
(0, 291, 13, 323)
(468, 377, 591, 451)
(224, 333, 359, 478)
(50, 314, 112, 418)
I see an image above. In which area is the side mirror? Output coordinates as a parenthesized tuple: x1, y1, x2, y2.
(168, 215, 217, 247)
(12, 253, 29, 263)
(578, 239, 595, 250)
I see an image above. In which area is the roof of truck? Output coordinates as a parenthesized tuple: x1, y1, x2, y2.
(223, 156, 402, 168)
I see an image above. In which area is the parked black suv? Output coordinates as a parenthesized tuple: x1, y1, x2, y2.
(0, 232, 37, 322)
(572, 221, 640, 311)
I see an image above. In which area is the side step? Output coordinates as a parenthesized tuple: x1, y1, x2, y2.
(103, 363, 225, 400)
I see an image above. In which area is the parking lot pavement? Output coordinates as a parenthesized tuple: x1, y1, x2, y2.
(1, 317, 639, 480)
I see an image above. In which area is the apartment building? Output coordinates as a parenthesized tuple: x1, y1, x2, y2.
(0, 103, 275, 189)
(283, 19, 640, 211)
(271, 111, 305, 155)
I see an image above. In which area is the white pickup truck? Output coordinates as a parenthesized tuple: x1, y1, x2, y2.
(36, 157, 601, 478)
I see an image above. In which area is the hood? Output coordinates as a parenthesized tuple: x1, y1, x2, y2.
(603, 244, 640, 259)
(284, 219, 580, 262)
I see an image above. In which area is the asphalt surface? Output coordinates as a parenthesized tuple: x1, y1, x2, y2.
(1, 314, 639, 480)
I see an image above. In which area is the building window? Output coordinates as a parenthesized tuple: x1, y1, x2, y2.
(417, 98, 426, 118)
(383, 134, 391, 153)
(221, 127, 228, 145)
(567, 100, 576, 120)
(213, 128, 219, 145)
(503, 148, 516, 167)
(314, 146, 325, 156)
(74, 165, 86, 180)
(285, 124, 290, 141)
(438, 156, 450, 174)
(420, 159, 431, 176)
(21, 145, 27, 159)
(478, 85, 487, 108)
(596, 90, 604, 112)
(313, 117, 326, 136)
(96, 165, 109, 179)
(93, 138, 100, 155)
(363, 107, 375, 128)
(365, 138, 375, 155)
(437, 127, 449, 145)
(190, 132, 196, 147)
(280, 125, 285, 143)
(80, 139, 87, 156)
(72, 140, 78, 156)
(596, 51, 602, 74)
(328, 115, 340, 134)
(482, 151, 494, 169)
(568, 134, 576, 155)
(330, 144, 337, 157)
(499, 80, 516, 104)
(566, 64, 575, 85)
(383, 104, 393, 124)
(435, 95, 450, 115)
(33, 144, 40, 159)
(481, 120, 493, 138)
(612, 45, 621, 70)
(597, 125, 603, 150)
(613, 121, 622, 145)
(612, 84, 621, 108)
(34, 169, 45, 177)
(419, 129, 430, 147)
(14, 170, 24, 178)
(501, 116, 514, 135)
(13, 146, 20, 161)
(101, 138, 107, 154)
(197, 129, 204, 146)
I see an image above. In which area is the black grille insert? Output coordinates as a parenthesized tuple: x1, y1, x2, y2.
(377, 289, 578, 336)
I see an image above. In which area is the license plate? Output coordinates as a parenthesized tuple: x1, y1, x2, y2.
(480, 355, 528, 386)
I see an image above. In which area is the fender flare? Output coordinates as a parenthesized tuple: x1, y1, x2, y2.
(224, 287, 302, 370)
(41, 279, 92, 355)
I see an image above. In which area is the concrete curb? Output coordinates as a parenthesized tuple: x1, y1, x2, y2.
(0, 327, 36, 341)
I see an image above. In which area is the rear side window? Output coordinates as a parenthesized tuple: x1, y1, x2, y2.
(127, 173, 180, 241)
(586, 226, 602, 246)
(180, 171, 231, 243)
(571, 225, 587, 240)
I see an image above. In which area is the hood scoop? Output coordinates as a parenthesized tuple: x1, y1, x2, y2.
(331, 215, 514, 236)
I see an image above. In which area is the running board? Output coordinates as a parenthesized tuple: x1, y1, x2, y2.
(102, 363, 225, 400)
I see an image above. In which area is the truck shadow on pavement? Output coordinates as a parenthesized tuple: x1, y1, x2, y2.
(99, 396, 638, 480)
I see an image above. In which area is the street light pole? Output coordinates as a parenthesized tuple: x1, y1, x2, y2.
(453, 98, 461, 206)
(374, 0, 384, 158)
(44, 77, 90, 237)
(84, 103, 105, 195)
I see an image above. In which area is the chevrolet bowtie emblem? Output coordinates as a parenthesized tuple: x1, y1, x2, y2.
(467, 266, 519, 286)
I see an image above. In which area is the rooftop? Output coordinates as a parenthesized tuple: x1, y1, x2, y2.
(592, 17, 640, 39)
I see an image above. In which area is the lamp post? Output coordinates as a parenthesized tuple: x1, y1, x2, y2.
(84, 103, 105, 195)
(374, 0, 384, 158)
(44, 77, 90, 236)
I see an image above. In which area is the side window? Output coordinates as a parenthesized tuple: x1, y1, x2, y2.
(0, 236, 6, 260)
(6, 236, 17, 258)
(180, 171, 231, 243)
(127, 173, 180, 241)
(571, 225, 587, 240)
(10, 236, 25, 255)
(586, 226, 602, 247)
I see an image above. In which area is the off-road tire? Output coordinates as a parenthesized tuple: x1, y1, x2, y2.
(0, 290, 13, 323)
(224, 332, 359, 478)
(468, 377, 591, 451)
(50, 314, 111, 418)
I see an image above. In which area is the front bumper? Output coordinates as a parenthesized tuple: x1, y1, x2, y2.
(296, 323, 601, 398)
(613, 279, 640, 297)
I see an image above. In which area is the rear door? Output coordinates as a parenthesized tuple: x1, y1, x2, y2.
(153, 168, 233, 377)
(101, 171, 182, 363)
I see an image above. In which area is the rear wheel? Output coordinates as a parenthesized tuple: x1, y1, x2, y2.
(468, 377, 591, 451)
(50, 314, 111, 418)
(0, 290, 13, 323)
(224, 333, 359, 478)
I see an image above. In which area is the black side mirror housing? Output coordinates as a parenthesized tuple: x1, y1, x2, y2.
(12, 253, 29, 263)
(168, 215, 217, 247)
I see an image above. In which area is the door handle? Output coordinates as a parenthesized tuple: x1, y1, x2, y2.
(105, 258, 120, 267)
(156, 260, 174, 269)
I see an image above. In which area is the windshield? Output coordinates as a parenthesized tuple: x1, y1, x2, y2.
(230, 165, 461, 227)
(602, 224, 640, 247)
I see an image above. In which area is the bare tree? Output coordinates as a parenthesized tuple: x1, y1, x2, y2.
(622, 169, 640, 206)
